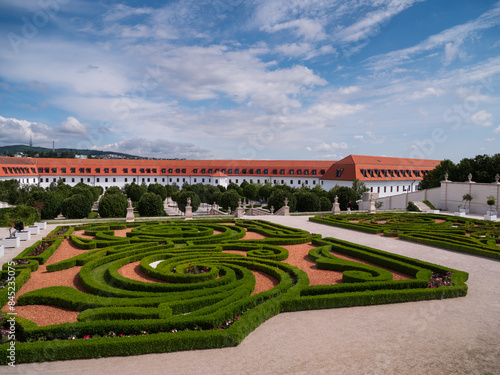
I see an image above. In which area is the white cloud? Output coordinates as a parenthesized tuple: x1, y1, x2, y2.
(338, 86, 361, 95)
(493, 126, 500, 134)
(366, 3, 500, 70)
(263, 18, 327, 41)
(0, 115, 52, 146)
(335, 0, 424, 44)
(54, 117, 89, 135)
(410, 87, 445, 100)
(98, 138, 213, 159)
(469, 110, 493, 127)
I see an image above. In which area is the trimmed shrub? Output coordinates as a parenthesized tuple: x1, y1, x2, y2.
(138, 192, 164, 217)
(98, 193, 128, 218)
(62, 194, 92, 219)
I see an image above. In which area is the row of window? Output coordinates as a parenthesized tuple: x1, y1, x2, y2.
(2, 166, 36, 174)
(370, 185, 415, 193)
(360, 168, 429, 179)
(34, 166, 326, 176)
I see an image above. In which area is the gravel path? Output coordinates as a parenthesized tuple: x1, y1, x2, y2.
(7, 216, 500, 375)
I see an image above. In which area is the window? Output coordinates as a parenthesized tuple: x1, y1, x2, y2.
(38, 167, 43, 173)
(208, 169, 213, 174)
(304, 170, 309, 175)
(193, 169, 198, 174)
(336, 168, 344, 178)
(154, 178, 157, 182)
(140, 168, 145, 173)
(249, 169, 254, 174)
(280, 169, 285, 175)
(146, 169, 151, 173)
(175, 169, 180, 173)
(79, 168, 85, 173)
(112, 168, 117, 173)
(290, 169, 294, 175)
(397, 186, 399, 192)
(376, 169, 381, 178)
(290, 180, 293, 184)
(377, 187, 380, 193)
(281, 180, 284, 184)
(313, 180, 316, 185)
(391, 186, 393, 192)
(235, 179, 238, 183)
(235, 169, 240, 174)
(361, 169, 368, 178)
(147, 178, 150, 182)
(61, 168, 67, 173)
(401, 170, 407, 177)
(80, 178, 83, 182)
(31, 168, 36, 173)
(202, 178, 205, 183)
(51, 167, 57, 173)
(263, 169, 268, 174)
(181, 169, 186, 174)
(63, 178, 66, 182)
(312, 170, 317, 175)
(44, 167, 50, 173)
(256, 169, 261, 174)
(161, 168, 166, 173)
(123, 168, 128, 173)
(72, 178, 75, 182)
(384, 186, 387, 193)
(221, 169, 226, 174)
(305, 180, 308, 185)
(96, 168, 101, 173)
(133, 178, 137, 182)
(125, 178, 127, 182)
(297, 169, 302, 175)
(194, 178, 197, 183)
(113, 178, 116, 182)
(168, 168, 173, 173)
(132, 168, 137, 173)
(242, 169, 247, 174)
(87, 178, 90, 182)
(86, 168, 91, 173)
(201, 168, 206, 174)
(215, 179, 218, 184)
(228, 169, 232, 174)
(105, 178, 108, 182)
(152, 169, 157, 173)
(298, 180, 301, 184)
(395, 170, 400, 177)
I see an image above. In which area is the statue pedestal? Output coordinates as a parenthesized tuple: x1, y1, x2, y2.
(185, 206, 193, 220)
(234, 207, 245, 218)
(126, 207, 135, 222)
(34, 221, 47, 229)
(332, 203, 340, 215)
(28, 225, 40, 235)
(368, 200, 376, 214)
(0, 245, 4, 256)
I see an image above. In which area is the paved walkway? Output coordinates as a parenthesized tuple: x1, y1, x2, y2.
(5, 215, 500, 374)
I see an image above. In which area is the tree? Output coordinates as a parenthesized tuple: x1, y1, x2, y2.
(148, 183, 168, 201)
(258, 183, 272, 202)
(99, 193, 128, 218)
(219, 189, 240, 211)
(328, 186, 358, 210)
(176, 190, 201, 213)
(294, 190, 321, 212)
(38, 191, 63, 220)
(105, 186, 123, 196)
(319, 196, 332, 211)
(126, 182, 147, 202)
(243, 183, 259, 201)
(227, 182, 243, 196)
(351, 179, 369, 201)
(137, 192, 164, 217)
(61, 194, 92, 219)
(268, 188, 297, 212)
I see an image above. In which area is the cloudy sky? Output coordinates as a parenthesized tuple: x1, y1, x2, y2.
(0, 0, 499, 161)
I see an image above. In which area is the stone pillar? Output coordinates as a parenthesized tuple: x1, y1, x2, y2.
(126, 198, 135, 222)
(283, 197, 290, 216)
(368, 197, 376, 213)
(185, 197, 193, 220)
(332, 195, 340, 215)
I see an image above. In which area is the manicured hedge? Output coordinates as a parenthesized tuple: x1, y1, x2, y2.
(0, 218, 469, 364)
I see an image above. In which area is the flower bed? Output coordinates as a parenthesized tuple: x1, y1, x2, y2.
(0, 219, 468, 364)
(311, 213, 500, 260)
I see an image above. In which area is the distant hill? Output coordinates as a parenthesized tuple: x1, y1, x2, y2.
(0, 145, 144, 159)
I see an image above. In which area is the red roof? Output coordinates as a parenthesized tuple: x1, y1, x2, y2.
(321, 155, 440, 181)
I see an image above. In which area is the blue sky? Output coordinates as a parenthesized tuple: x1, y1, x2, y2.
(0, 0, 499, 162)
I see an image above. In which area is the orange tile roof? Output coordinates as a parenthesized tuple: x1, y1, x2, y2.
(322, 155, 440, 181)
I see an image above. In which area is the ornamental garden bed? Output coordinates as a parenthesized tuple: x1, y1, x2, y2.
(0, 219, 468, 364)
(311, 213, 500, 260)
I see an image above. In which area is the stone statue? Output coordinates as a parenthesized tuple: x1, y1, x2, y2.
(186, 197, 191, 207)
(495, 174, 499, 183)
(468, 173, 472, 183)
(127, 198, 132, 208)
(284, 197, 289, 207)
(444, 173, 449, 181)
(334, 195, 339, 204)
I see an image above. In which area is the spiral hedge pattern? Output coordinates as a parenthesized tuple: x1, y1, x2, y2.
(310, 213, 500, 259)
(0, 218, 468, 364)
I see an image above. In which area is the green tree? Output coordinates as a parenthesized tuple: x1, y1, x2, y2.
(61, 194, 92, 219)
(294, 190, 321, 212)
(243, 183, 259, 201)
(148, 183, 168, 201)
(137, 192, 164, 217)
(220, 189, 240, 211)
(319, 196, 332, 211)
(258, 183, 272, 202)
(227, 182, 243, 196)
(176, 190, 201, 213)
(126, 182, 147, 202)
(268, 188, 297, 212)
(105, 186, 123, 196)
(328, 186, 358, 210)
(99, 193, 128, 218)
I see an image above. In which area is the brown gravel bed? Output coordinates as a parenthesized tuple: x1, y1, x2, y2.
(5, 228, 412, 327)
